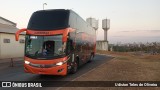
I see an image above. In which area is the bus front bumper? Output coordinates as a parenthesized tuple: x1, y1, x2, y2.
(24, 63, 67, 76)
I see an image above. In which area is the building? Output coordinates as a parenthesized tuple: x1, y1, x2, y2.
(96, 40, 109, 51)
(0, 16, 25, 59)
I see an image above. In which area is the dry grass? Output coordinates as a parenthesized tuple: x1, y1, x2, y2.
(59, 51, 160, 90)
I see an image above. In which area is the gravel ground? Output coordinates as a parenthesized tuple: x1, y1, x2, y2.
(58, 51, 160, 90)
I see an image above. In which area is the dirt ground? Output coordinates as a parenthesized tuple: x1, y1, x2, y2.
(59, 51, 160, 90)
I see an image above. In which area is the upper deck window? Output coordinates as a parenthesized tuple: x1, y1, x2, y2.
(27, 10, 69, 30)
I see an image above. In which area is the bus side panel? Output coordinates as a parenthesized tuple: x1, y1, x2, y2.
(69, 11, 96, 65)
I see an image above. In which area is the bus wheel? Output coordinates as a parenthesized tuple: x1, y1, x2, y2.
(70, 61, 78, 74)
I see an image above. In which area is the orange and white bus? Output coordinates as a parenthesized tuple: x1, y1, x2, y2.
(15, 9, 96, 75)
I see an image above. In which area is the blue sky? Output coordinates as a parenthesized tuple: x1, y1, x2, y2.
(0, 0, 160, 43)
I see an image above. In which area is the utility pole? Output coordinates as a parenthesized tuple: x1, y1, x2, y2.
(43, 3, 47, 10)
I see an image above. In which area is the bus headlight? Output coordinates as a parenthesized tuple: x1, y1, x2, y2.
(56, 62, 63, 66)
(56, 59, 68, 66)
(25, 61, 30, 64)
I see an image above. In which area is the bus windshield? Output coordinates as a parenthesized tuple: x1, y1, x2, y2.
(25, 35, 66, 59)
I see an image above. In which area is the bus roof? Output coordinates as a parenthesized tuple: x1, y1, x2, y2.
(34, 9, 70, 13)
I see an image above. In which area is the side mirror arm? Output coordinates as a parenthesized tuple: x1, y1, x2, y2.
(15, 28, 27, 41)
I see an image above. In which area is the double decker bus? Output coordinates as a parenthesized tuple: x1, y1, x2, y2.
(15, 9, 96, 75)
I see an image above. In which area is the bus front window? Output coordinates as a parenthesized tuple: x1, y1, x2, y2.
(25, 35, 66, 59)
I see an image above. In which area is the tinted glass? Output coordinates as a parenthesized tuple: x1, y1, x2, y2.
(27, 10, 69, 30)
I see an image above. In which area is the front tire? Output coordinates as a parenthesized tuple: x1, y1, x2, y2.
(70, 61, 78, 74)
(88, 54, 94, 62)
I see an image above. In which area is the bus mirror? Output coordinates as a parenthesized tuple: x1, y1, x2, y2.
(62, 37, 67, 42)
(15, 28, 27, 41)
(62, 29, 69, 42)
